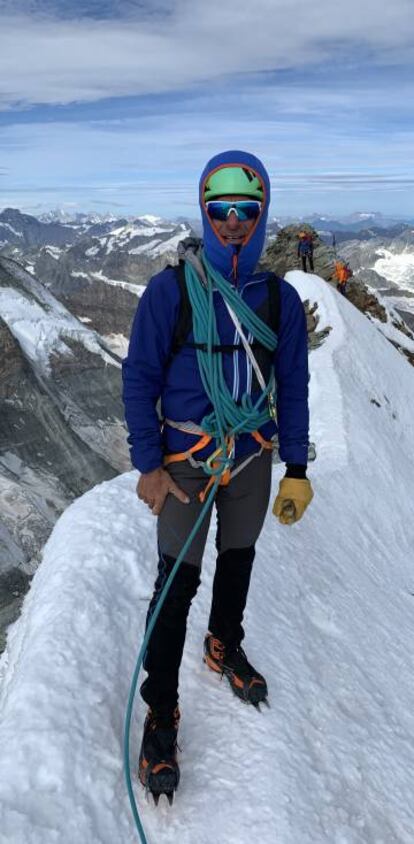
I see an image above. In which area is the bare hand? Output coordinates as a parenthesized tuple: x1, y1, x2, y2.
(137, 467, 190, 516)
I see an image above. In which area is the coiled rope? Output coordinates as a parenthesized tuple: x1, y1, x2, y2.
(186, 254, 278, 462)
(124, 252, 278, 843)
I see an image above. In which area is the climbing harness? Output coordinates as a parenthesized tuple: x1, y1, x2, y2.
(163, 419, 275, 501)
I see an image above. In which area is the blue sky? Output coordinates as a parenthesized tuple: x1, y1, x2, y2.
(0, 0, 413, 219)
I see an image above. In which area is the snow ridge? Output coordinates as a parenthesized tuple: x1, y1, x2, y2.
(1, 272, 414, 843)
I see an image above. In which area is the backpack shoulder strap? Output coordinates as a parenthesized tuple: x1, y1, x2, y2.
(171, 260, 193, 354)
(266, 272, 281, 336)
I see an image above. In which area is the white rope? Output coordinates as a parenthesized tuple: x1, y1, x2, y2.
(224, 302, 267, 392)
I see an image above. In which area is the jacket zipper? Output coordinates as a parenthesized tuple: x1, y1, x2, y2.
(232, 252, 239, 286)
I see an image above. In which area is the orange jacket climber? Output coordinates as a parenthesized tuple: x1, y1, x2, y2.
(335, 260, 352, 283)
(334, 260, 353, 295)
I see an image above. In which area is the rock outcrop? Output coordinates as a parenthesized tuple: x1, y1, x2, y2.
(261, 224, 336, 281)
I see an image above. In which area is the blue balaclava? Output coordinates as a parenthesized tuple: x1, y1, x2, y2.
(199, 149, 271, 283)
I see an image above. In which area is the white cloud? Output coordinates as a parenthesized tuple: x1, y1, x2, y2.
(0, 0, 413, 107)
(1, 112, 413, 216)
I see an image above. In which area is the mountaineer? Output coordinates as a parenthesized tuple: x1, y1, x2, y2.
(122, 149, 313, 802)
(334, 259, 353, 295)
(297, 230, 314, 272)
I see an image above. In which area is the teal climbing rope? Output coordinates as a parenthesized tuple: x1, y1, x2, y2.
(123, 477, 220, 844)
(184, 253, 278, 471)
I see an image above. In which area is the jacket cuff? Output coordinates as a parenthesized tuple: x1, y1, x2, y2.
(130, 449, 163, 474)
(284, 463, 307, 479)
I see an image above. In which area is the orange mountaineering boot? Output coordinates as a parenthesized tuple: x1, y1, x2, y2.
(203, 633, 268, 708)
(138, 706, 180, 805)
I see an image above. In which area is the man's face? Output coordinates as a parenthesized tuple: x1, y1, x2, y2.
(210, 194, 260, 246)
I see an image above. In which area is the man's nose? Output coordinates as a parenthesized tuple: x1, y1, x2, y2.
(227, 210, 240, 229)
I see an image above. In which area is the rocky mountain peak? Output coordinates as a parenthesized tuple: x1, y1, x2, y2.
(261, 224, 335, 280)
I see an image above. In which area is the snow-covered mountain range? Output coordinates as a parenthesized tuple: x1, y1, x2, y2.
(2, 209, 413, 326)
(1, 270, 414, 843)
(0, 209, 195, 349)
(0, 208, 193, 278)
(339, 231, 414, 331)
(0, 255, 130, 647)
(38, 209, 120, 225)
(0, 210, 194, 342)
(0, 207, 79, 249)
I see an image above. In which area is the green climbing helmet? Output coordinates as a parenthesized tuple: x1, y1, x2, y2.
(204, 165, 264, 201)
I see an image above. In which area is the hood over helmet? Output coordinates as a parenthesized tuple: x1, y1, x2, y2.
(199, 149, 270, 282)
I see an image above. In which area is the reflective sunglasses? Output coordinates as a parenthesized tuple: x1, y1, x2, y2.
(205, 200, 262, 222)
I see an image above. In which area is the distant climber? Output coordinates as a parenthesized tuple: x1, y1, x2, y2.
(334, 260, 353, 296)
(297, 231, 314, 273)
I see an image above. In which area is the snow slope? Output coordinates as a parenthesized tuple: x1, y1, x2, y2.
(374, 248, 414, 293)
(0, 257, 116, 373)
(372, 247, 414, 325)
(1, 271, 414, 844)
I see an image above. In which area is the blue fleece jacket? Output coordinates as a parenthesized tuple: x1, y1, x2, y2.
(122, 150, 309, 473)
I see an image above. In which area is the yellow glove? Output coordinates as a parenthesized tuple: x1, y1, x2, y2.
(273, 477, 314, 525)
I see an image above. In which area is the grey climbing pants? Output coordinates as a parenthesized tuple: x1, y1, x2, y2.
(157, 449, 272, 567)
